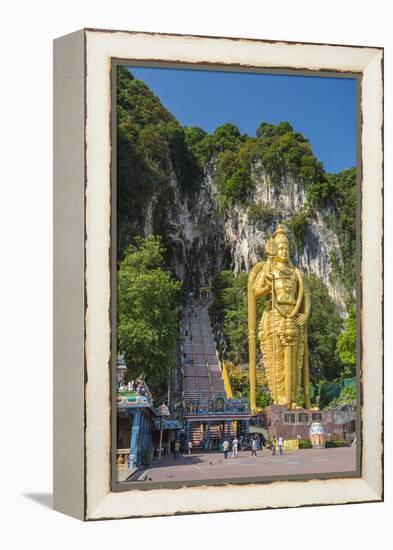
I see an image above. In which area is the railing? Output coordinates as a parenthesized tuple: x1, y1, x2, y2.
(184, 398, 249, 415)
(181, 304, 202, 397)
(199, 314, 214, 398)
(221, 361, 234, 399)
(116, 448, 131, 469)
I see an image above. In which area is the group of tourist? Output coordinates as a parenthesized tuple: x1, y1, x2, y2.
(168, 433, 286, 463)
(221, 436, 255, 458)
(177, 434, 286, 460)
(220, 435, 285, 458)
(222, 437, 246, 458)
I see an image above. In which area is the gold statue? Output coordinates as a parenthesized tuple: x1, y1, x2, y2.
(248, 225, 311, 412)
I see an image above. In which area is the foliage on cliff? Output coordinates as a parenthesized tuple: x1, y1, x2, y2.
(185, 120, 326, 208)
(117, 67, 201, 255)
(185, 119, 356, 298)
(303, 166, 357, 302)
(326, 168, 357, 300)
(117, 236, 182, 398)
(336, 307, 357, 377)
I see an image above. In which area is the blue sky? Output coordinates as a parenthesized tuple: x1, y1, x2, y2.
(128, 66, 356, 174)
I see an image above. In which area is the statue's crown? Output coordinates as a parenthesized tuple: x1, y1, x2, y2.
(273, 224, 288, 243)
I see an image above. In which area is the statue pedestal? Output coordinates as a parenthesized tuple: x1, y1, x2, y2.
(260, 405, 354, 442)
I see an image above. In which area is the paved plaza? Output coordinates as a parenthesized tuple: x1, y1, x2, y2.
(126, 447, 356, 484)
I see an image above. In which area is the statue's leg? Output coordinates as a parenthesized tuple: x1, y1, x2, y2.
(273, 314, 286, 404)
(291, 342, 300, 408)
(284, 344, 292, 407)
(260, 317, 276, 402)
(303, 329, 311, 409)
(260, 311, 285, 405)
(290, 326, 305, 407)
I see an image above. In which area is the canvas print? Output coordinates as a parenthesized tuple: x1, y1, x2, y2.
(114, 64, 358, 486)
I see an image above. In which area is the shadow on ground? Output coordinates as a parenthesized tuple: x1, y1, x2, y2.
(23, 493, 53, 509)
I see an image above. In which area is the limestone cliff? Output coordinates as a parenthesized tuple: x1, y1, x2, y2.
(138, 165, 348, 315)
(117, 67, 354, 316)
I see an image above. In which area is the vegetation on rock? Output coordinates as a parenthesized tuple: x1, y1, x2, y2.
(248, 202, 278, 225)
(336, 307, 357, 377)
(286, 211, 309, 254)
(326, 168, 357, 301)
(117, 67, 201, 255)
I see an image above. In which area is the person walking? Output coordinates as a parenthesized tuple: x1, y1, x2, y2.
(188, 440, 193, 456)
(271, 436, 277, 455)
(251, 437, 258, 457)
(232, 437, 238, 457)
(223, 439, 230, 459)
(278, 434, 284, 455)
(174, 440, 181, 460)
(256, 435, 263, 455)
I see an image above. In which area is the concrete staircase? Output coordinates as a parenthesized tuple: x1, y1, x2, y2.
(181, 301, 226, 404)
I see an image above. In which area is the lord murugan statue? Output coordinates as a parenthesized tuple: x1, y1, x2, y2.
(248, 225, 311, 413)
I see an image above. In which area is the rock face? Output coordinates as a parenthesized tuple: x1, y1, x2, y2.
(139, 164, 348, 315)
(116, 68, 352, 317)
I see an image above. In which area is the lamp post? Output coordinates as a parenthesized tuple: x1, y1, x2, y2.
(157, 402, 170, 460)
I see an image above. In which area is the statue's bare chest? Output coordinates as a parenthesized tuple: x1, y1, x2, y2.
(273, 267, 297, 303)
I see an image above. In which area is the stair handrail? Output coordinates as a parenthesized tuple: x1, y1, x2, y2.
(200, 310, 214, 399)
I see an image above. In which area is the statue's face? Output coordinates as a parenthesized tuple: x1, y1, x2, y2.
(276, 241, 289, 262)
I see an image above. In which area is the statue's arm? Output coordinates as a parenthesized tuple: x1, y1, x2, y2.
(295, 271, 310, 325)
(303, 287, 311, 318)
(301, 273, 310, 318)
(255, 281, 270, 299)
(253, 265, 271, 299)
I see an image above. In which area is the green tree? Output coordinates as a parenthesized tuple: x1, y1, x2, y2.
(256, 121, 293, 138)
(306, 274, 343, 381)
(210, 271, 249, 363)
(336, 307, 357, 377)
(117, 236, 182, 398)
(184, 126, 216, 167)
(255, 121, 325, 188)
(225, 167, 253, 204)
(216, 151, 253, 207)
(212, 123, 241, 152)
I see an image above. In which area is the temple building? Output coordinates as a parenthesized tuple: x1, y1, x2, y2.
(116, 358, 156, 477)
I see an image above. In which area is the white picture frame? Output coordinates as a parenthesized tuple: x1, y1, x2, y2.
(54, 28, 383, 520)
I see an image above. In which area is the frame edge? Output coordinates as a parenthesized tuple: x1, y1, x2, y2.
(53, 28, 86, 521)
